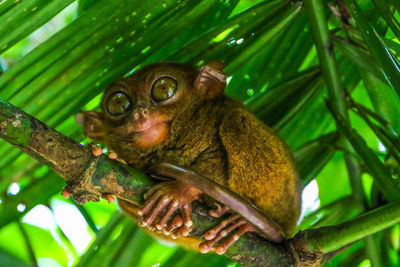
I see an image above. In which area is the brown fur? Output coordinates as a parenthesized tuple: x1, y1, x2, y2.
(80, 62, 301, 246)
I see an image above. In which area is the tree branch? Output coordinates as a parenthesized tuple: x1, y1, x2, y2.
(2, 98, 400, 266)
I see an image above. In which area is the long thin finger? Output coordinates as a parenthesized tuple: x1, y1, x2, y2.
(143, 196, 171, 226)
(171, 227, 184, 239)
(215, 224, 253, 255)
(200, 226, 232, 253)
(199, 238, 218, 253)
(138, 191, 162, 218)
(181, 204, 193, 228)
(179, 226, 191, 237)
(203, 214, 240, 240)
(143, 184, 164, 200)
(209, 205, 231, 218)
(156, 200, 179, 230)
(216, 218, 247, 239)
(200, 217, 245, 253)
(164, 215, 183, 235)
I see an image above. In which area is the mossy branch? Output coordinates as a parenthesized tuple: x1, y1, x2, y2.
(1, 98, 400, 266)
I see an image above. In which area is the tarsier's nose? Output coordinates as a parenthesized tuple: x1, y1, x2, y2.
(132, 107, 149, 121)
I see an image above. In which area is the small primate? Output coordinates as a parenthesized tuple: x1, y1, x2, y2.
(75, 62, 301, 254)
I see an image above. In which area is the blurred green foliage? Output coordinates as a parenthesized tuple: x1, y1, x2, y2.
(0, 0, 399, 266)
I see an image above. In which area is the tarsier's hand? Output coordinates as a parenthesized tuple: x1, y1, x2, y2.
(138, 181, 201, 238)
(200, 205, 258, 255)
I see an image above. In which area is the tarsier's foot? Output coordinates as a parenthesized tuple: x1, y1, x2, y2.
(138, 181, 201, 238)
(199, 213, 258, 255)
(208, 203, 231, 218)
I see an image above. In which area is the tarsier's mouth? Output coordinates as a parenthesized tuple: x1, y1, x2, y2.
(130, 121, 169, 148)
(133, 121, 168, 135)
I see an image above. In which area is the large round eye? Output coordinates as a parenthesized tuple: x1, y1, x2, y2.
(106, 92, 132, 115)
(151, 77, 178, 102)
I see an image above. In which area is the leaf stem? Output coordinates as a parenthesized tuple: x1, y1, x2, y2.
(76, 212, 124, 267)
(303, 3, 388, 263)
(305, 201, 400, 252)
(345, 0, 400, 98)
(17, 221, 38, 267)
(303, 0, 365, 208)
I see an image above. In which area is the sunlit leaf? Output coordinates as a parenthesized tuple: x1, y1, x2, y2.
(330, 105, 400, 201)
(0, 0, 74, 55)
(345, 0, 400, 98)
(0, 173, 63, 228)
(294, 132, 339, 186)
(0, 249, 30, 267)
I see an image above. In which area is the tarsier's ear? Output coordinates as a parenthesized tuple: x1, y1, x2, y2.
(75, 111, 106, 142)
(194, 61, 227, 99)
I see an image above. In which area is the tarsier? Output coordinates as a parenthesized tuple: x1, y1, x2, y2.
(74, 61, 301, 254)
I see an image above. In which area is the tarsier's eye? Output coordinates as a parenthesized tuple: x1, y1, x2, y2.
(151, 77, 178, 102)
(107, 92, 132, 115)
